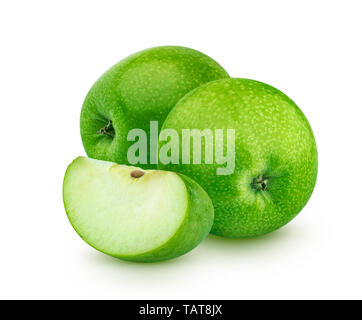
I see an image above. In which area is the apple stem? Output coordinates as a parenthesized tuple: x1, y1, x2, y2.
(96, 119, 115, 138)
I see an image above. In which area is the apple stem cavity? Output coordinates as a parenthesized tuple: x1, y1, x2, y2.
(251, 175, 268, 191)
(130, 170, 145, 178)
(96, 119, 115, 138)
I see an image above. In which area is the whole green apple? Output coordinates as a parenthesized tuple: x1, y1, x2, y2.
(158, 78, 318, 238)
(63, 157, 214, 262)
(80, 46, 229, 168)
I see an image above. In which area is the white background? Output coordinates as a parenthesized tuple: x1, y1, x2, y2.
(1, 0, 361, 300)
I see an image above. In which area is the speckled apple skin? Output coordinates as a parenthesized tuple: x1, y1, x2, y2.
(159, 78, 318, 238)
(80, 46, 229, 168)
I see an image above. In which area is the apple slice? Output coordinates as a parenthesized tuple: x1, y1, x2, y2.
(63, 157, 214, 262)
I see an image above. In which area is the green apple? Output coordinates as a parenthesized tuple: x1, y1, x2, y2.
(62, 156, 214, 262)
(80, 46, 229, 168)
(158, 78, 318, 238)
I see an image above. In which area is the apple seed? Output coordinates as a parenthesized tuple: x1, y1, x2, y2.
(131, 170, 145, 178)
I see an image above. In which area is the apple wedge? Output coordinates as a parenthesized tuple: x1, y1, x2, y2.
(63, 157, 214, 262)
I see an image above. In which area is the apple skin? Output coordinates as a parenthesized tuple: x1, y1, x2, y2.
(158, 78, 318, 238)
(63, 157, 214, 262)
(80, 46, 229, 169)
